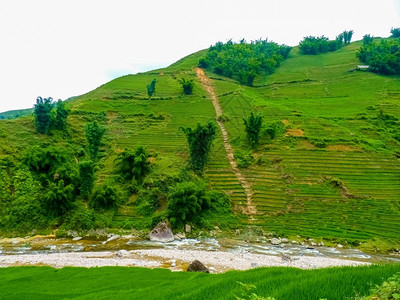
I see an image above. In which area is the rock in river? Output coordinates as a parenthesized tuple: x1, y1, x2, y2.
(149, 222, 174, 243)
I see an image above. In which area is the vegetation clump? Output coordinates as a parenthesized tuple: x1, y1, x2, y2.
(357, 38, 400, 75)
(244, 112, 263, 148)
(179, 78, 194, 95)
(181, 121, 216, 173)
(199, 39, 291, 86)
(34, 97, 69, 134)
(299, 30, 353, 55)
(146, 79, 157, 98)
(85, 120, 106, 160)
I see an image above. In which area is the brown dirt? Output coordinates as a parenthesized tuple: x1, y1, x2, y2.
(285, 128, 304, 137)
(326, 145, 361, 152)
(282, 119, 290, 126)
(194, 68, 257, 219)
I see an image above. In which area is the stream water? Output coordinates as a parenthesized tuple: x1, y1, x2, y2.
(0, 235, 399, 264)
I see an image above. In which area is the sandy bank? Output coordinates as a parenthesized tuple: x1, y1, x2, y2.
(0, 249, 369, 272)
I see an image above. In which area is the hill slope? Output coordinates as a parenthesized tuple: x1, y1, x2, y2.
(1, 40, 399, 251)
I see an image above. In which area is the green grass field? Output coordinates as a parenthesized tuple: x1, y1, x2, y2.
(0, 39, 399, 249)
(0, 265, 400, 299)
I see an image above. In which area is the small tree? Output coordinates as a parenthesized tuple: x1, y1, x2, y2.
(179, 78, 194, 95)
(243, 113, 263, 148)
(44, 180, 75, 216)
(90, 182, 119, 210)
(147, 79, 157, 98)
(85, 120, 106, 160)
(181, 121, 216, 173)
(54, 99, 69, 130)
(343, 30, 354, 45)
(168, 181, 209, 226)
(363, 34, 374, 45)
(34, 96, 54, 134)
(391, 27, 400, 38)
(78, 160, 94, 198)
(115, 146, 150, 183)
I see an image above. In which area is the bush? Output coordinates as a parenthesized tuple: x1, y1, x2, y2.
(115, 146, 150, 183)
(391, 27, 400, 38)
(234, 150, 253, 168)
(85, 120, 106, 160)
(63, 203, 94, 231)
(147, 79, 156, 98)
(54, 100, 69, 130)
(357, 39, 400, 75)
(243, 113, 263, 148)
(78, 160, 95, 198)
(181, 121, 217, 173)
(366, 272, 400, 299)
(199, 39, 291, 86)
(263, 121, 285, 140)
(363, 34, 374, 45)
(179, 78, 194, 95)
(168, 181, 209, 227)
(90, 182, 119, 210)
(44, 180, 75, 216)
(34, 97, 54, 134)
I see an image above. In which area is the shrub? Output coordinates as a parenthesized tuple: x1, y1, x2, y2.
(44, 180, 75, 216)
(168, 181, 209, 227)
(85, 120, 106, 160)
(78, 160, 95, 198)
(199, 39, 291, 86)
(64, 203, 94, 231)
(115, 146, 150, 183)
(181, 121, 217, 173)
(90, 182, 119, 210)
(264, 121, 285, 140)
(366, 272, 400, 299)
(243, 113, 263, 148)
(34, 96, 54, 134)
(391, 27, 400, 38)
(147, 79, 156, 98)
(234, 150, 253, 168)
(179, 78, 194, 95)
(54, 100, 69, 130)
(363, 34, 374, 45)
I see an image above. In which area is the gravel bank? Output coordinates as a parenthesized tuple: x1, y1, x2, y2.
(0, 249, 369, 272)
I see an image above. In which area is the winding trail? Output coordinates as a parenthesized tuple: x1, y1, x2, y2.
(195, 68, 257, 219)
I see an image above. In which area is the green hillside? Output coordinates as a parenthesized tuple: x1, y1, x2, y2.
(1, 40, 399, 251)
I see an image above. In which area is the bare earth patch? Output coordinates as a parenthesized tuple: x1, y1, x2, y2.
(326, 145, 361, 152)
(285, 128, 304, 137)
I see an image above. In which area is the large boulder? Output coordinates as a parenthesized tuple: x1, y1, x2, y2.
(187, 260, 209, 273)
(149, 221, 174, 243)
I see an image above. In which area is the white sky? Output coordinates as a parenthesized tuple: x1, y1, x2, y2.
(0, 0, 399, 112)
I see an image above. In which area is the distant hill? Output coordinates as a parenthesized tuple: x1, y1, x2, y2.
(0, 39, 399, 253)
(0, 108, 33, 120)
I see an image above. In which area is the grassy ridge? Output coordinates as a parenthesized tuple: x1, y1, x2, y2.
(0, 40, 399, 247)
(1, 265, 400, 299)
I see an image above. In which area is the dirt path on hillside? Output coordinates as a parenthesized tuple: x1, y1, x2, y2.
(195, 68, 257, 219)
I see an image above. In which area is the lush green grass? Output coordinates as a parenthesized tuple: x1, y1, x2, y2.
(0, 40, 399, 248)
(0, 265, 400, 299)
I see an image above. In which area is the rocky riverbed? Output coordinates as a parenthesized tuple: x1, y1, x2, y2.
(0, 235, 398, 273)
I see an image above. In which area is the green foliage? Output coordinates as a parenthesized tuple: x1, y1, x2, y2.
(343, 30, 354, 45)
(115, 146, 150, 183)
(263, 121, 285, 140)
(366, 273, 400, 299)
(146, 79, 156, 97)
(44, 180, 75, 216)
(90, 182, 119, 210)
(54, 100, 69, 130)
(235, 282, 275, 300)
(391, 27, 400, 38)
(244, 113, 263, 148)
(357, 39, 400, 75)
(363, 34, 374, 45)
(234, 150, 254, 168)
(85, 120, 106, 160)
(178, 78, 194, 95)
(199, 39, 291, 86)
(34, 96, 54, 134)
(78, 160, 95, 198)
(299, 31, 351, 55)
(181, 121, 216, 173)
(63, 202, 95, 231)
(168, 181, 209, 226)
(23, 145, 77, 185)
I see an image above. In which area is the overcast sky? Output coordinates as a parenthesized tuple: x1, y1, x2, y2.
(0, 0, 399, 113)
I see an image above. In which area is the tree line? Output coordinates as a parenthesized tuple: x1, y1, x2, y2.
(299, 30, 353, 55)
(198, 39, 291, 86)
